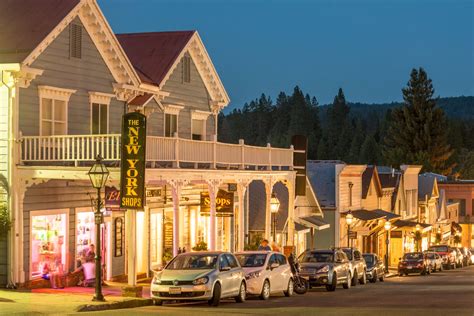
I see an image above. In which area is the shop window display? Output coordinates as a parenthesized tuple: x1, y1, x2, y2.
(31, 213, 67, 278)
(76, 212, 95, 264)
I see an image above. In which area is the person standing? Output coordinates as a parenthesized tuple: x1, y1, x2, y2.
(258, 239, 272, 251)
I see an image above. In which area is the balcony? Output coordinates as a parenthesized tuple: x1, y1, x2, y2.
(19, 134, 294, 170)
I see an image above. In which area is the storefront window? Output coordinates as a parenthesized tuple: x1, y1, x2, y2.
(31, 212, 67, 278)
(76, 211, 95, 264)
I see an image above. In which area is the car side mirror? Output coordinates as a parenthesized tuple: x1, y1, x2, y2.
(220, 266, 231, 272)
(270, 262, 279, 270)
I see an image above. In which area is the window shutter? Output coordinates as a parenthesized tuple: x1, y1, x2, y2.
(70, 24, 82, 58)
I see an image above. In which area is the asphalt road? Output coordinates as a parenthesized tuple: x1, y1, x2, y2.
(80, 265, 474, 316)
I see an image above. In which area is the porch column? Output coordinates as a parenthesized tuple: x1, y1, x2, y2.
(12, 181, 26, 285)
(287, 180, 295, 246)
(206, 181, 219, 251)
(237, 181, 249, 251)
(171, 184, 181, 257)
(264, 179, 273, 241)
(126, 209, 137, 286)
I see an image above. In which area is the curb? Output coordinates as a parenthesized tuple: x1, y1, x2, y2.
(385, 273, 398, 279)
(76, 298, 153, 312)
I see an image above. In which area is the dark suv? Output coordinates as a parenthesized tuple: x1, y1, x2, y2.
(334, 247, 367, 286)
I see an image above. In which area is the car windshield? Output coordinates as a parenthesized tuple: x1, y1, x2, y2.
(300, 252, 334, 263)
(425, 253, 435, 259)
(166, 254, 218, 270)
(363, 254, 374, 265)
(428, 246, 449, 252)
(341, 249, 353, 260)
(404, 253, 423, 260)
(235, 254, 267, 267)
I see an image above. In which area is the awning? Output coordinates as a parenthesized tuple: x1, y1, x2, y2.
(392, 220, 432, 232)
(343, 209, 400, 221)
(295, 215, 330, 231)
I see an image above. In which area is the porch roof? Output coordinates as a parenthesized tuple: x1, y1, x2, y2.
(344, 209, 400, 221)
(392, 220, 432, 232)
(295, 216, 330, 231)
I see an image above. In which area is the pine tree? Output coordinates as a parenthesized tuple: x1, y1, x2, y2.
(360, 134, 379, 165)
(383, 68, 453, 174)
(326, 88, 351, 160)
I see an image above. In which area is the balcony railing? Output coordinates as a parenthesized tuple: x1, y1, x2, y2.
(19, 134, 294, 170)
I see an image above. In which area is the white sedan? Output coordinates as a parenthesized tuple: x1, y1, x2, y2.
(235, 251, 293, 300)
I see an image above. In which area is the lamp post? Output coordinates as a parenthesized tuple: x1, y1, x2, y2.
(88, 155, 109, 302)
(415, 223, 421, 252)
(384, 220, 391, 272)
(270, 194, 280, 243)
(346, 211, 353, 247)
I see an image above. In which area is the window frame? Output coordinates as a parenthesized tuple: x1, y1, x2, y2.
(163, 105, 184, 137)
(38, 86, 76, 136)
(191, 110, 211, 141)
(89, 92, 114, 135)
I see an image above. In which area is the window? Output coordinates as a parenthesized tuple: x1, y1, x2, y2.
(219, 255, 230, 270)
(225, 254, 239, 268)
(165, 114, 177, 137)
(41, 98, 67, 135)
(182, 55, 191, 83)
(354, 251, 361, 260)
(277, 254, 287, 265)
(91, 103, 108, 134)
(192, 119, 205, 140)
(69, 23, 82, 59)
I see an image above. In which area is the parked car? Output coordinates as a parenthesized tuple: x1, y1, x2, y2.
(235, 251, 293, 300)
(398, 252, 431, 276)
(424, 251, 443, 272)
(150, 252, 246, 306)
(452, 247, 464, 268)
(298, 249, 351, 291)
(362, 253, 385, 283)
(427, 245, 456, 269)
(457, 247, 470, 267)
(334, 247, 367, 286)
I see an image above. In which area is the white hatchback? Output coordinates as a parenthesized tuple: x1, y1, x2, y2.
(235, 251, 294, 300)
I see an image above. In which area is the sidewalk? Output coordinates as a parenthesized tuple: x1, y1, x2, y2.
(0, 283, 153, 315)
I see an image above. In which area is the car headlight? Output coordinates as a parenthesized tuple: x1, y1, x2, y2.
(152, 274, 161, 285)
(317, 265, 329, 273)
(193, 276, 209, 285)
(245, 271, 262, 280)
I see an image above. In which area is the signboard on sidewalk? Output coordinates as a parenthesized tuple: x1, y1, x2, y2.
(120, 112, 147, 210)
(348, 231, 358, 239)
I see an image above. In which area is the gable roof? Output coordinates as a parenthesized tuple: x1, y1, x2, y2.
(361, 166, 382, 199)
(116, 31, 230, 109)
(116, 31, 195, 86)
(0, 0, 80, 63)
(307, 160, 343, 208)
(419, 173, 439, 200)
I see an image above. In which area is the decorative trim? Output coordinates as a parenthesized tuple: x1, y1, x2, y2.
(89, 91, 114, 105)
(38, 85, 76, 102)
(13, 66, 44, 88)
(113, 83, 142, 102)
(191, 110, 211, 121)
(163, 104, 184, 115)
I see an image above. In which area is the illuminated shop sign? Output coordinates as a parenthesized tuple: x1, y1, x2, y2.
(120, 112, 146, 209)
(200, 190, 234, 217)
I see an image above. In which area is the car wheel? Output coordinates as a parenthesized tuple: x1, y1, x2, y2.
(235, 281, 246, 303)
(326, 273, 337, 292)
(351, 271, 358, 287)
(153, 299, 163, 306)
(359, 270, 367, 285)
(284, 278, 294, 297)
(260, 280, 270, 300)
(370, 271, 377, 283)
(208, 283, 221, 307)
(343, 272, 351, 289)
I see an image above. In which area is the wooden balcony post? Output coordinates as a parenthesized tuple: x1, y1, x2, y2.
(211, 134, 217, 169)
(290, 145, 294, 170)
(239, 139, 245, 170)
(173, 132, 180, 168)
(267, 143, 272, 170)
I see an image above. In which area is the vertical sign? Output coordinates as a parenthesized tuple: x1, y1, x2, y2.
(291, 135, 308, 196)
(120, 112, 146, 209)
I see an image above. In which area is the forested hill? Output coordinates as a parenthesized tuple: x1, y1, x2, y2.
(320, 96, 474, 122)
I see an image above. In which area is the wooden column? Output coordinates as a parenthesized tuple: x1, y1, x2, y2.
(126, 209, 137, 286)
(171, 184, 181, 257)
(264, 180, 273, 241)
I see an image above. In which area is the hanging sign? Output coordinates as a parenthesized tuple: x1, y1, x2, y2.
(120, 112, 147, 209)
(200, 190, 234, 217)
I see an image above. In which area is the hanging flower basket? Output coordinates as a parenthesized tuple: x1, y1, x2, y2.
(0, 204, 11, 236)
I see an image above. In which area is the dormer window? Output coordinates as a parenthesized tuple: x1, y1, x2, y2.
(182, 55, 191, 83)
(69, 23, 82, 59)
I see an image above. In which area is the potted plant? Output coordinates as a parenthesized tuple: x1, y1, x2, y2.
(192, 241, 208, 251)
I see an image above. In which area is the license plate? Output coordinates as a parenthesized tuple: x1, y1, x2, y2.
(169, 287, 181, 294)
(407, 266, 412, 269)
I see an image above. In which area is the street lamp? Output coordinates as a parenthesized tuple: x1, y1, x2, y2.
(88, 155, 109, 302)
(346, 211, 353, 247)
(270, 194, 280, 242)
(384, 220, 391, 272)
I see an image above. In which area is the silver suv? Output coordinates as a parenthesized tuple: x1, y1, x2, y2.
(334, 247, 367, 286)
